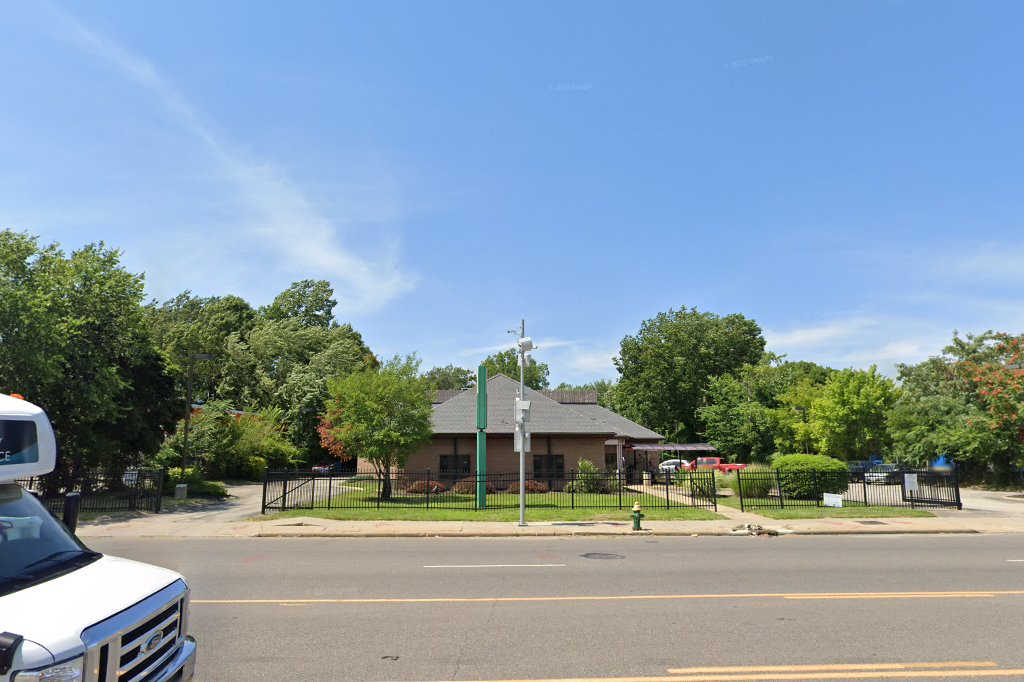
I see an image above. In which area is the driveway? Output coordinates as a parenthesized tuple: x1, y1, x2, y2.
(161, 482, 266, 522)
(932, 487, 1024, 517)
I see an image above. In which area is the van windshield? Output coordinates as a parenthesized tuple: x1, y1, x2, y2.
(0, 483, 99, 597)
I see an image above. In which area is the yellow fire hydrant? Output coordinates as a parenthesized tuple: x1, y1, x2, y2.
(631, 501, 644, 531)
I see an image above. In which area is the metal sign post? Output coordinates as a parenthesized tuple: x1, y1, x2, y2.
(476, 365, 488, 509)
(512, 320, 534, 527)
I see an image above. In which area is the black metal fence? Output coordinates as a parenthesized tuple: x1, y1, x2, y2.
(262, 469, 718, 514)
(730, 467, 962, 511)
(16, 468, 166, 515)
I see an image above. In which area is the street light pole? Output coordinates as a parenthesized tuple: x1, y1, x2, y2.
(182, 353, 214, 478)
(511, 321, 535, 527)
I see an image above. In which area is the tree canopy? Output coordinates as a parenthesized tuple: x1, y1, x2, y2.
(322, 355, 434, 498)
(0, 231, 178, 478)
(482, 348, 550, 389)
(423, 364, 476, 391)
(614, 307, 765, 442)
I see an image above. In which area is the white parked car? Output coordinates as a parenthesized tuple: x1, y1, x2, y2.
(658, 459, 690, 473)
(0, 393, 196, 682)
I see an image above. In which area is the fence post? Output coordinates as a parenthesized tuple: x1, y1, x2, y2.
(426, 469, 431, 510)
(281, 471, 290, 511)
(775, 469, 785, 509)
(665, 469, 670, 509)
(618, 469, 623, 509)
(565, 469, 572, 509)
(261, 468, 269, 514)
(813, 471, 821, 507)
(154, 469, 165, 513)
(737, 468, 745, 512)
(862, 474, 869, 507)
(377, 474, 382, 509)
(952, 466, 963, 510)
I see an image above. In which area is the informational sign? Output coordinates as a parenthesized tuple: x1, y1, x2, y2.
(514, 428, 531, 453)
(903, 473, 919, 494)
(823, 493, 843, 508)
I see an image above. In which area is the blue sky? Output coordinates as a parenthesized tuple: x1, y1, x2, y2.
(2, 1, 1022, 385)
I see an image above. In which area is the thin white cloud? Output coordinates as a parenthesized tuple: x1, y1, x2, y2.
(41, 2, 415, 313)
(765, 315, 956, 374)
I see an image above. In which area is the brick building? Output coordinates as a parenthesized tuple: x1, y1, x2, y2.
(358, 374, 663, 480)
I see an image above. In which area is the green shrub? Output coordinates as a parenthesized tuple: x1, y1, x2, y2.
(187, 480, 228, 498)
(571, 459, 616, 493)
(772, 454, 849, 499)
(724, 465, 774, 498)
(163, 464, 201, 485)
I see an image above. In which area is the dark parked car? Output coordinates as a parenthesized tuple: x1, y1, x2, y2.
(865, 464, 902, 485)
(847, 460, 874, 482)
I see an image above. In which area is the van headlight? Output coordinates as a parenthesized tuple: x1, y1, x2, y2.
(13, 657, 83, 681)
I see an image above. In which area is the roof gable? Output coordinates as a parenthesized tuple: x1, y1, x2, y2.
(431, 374, 615, 436)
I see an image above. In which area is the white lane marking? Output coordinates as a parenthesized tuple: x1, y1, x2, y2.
(1008, 560, 1024, 562)
(423, 563, 566, 568)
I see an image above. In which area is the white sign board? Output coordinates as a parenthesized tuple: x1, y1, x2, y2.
(823, 493, 843, 508)
(514, 428, 531, 453)
(903, 473, 919, 494)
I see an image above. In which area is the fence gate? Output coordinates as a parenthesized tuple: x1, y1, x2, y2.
(261, 471, 319, 513)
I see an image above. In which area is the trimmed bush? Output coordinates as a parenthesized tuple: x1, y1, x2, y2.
(187, 480, 229, 498)
(451, 477, 496, 494)
(724, 465, 774, 498)
(772, 454, 849, 499)
(570, 459, 617, 493)
(507, 480, 549, 494)
(403, 480, 447, 494)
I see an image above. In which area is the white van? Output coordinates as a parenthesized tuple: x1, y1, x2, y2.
(0, 393, 196, 681)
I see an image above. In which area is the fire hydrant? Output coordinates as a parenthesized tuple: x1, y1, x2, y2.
(631, 501, 644, 531)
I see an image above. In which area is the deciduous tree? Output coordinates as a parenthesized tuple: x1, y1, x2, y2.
(322, 355, 433, 499)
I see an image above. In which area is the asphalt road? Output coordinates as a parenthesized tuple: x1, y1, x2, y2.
(86, 535, 1024, 682)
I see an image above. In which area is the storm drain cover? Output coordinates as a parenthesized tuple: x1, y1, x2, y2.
(856, 520, 886, 525)
(580, 552, 625, 560)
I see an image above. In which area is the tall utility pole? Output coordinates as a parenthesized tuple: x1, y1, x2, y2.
(512, 320, 534, 527)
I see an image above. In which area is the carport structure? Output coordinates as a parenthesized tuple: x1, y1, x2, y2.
(625, 442, 717, 478)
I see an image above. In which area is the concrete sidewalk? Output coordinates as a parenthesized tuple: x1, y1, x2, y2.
(75, 513, 1024, 539)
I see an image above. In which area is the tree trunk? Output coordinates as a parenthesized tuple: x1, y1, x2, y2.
(381, 469, 393, 500)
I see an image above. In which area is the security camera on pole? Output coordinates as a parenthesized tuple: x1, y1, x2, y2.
(512, 320, 535, 527)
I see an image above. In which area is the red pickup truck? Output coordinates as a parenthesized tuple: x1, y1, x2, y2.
(686, 457, 747, 473)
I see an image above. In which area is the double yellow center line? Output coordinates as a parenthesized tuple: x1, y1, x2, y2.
(192, 589, 1024, 605)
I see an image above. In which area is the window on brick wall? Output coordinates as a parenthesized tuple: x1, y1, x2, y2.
(439, 454, 470, 481)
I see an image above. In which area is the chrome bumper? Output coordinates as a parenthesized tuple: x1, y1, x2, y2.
(155, 637, 196, 682)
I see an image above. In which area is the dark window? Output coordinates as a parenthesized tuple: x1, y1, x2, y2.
(439, 455, 470, 481)
(605, 452, 617, 470)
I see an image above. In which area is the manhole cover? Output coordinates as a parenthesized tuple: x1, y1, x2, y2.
(579, 553, 625, 560)
(856, 520, 886, 525)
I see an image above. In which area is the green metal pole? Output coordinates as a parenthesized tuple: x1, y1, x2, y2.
(476, 365, 488, 509)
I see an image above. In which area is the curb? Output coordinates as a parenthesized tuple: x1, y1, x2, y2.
(253, 528, 984, 538)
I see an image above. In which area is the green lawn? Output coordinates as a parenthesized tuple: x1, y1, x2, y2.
(716, 495, 934, 519)
(264, 506, 724, 522)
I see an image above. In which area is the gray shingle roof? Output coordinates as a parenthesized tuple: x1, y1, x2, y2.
(562, 403, 664, 441)
(432, 374, 616, 436)
(431, 375, 663, 440)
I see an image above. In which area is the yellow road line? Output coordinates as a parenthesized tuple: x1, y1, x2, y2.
(668, 662, 996, 673)
(450, 672, 1024, 682)
(663, 671, 1024, 681)
(192, 589, 1024, 605)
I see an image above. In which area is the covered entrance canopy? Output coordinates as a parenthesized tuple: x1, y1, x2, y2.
(624, 443, 717, 475)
